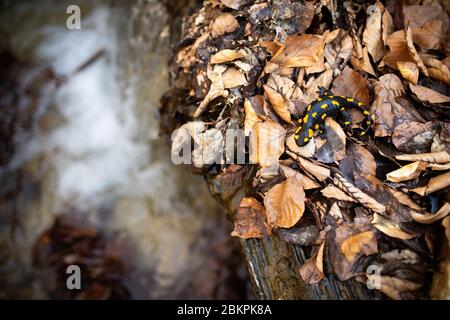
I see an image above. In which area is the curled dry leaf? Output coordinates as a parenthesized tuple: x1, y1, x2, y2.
(315, 117, 346, 163)
(366, 274, 422, 300)
(210, 49, 246, 64)
(211, 13, 239, 38)
(410, 83, 450, 104)
(250, 120, 285, 167)
(422, 57, 450, 85)
(231, 197, 272, 239)
(219, 0, 245, 10)
(297, 156, 330, 181)
(222, 67, 248, 88)
(299, 242, 325, 284)
(405, 27, 429, 76)
(392, 121, 436, 154)
(389, 189, 423, 211)
(378, 73, 405, 98)
(280, 165, 320, 190)
(263, 85, 292, 123)
(341, 230, 378, 262)
(321, 185, 354, 202)
(382, 30, 416, 70)
(395, 150, 450, 163)
(244, 98, 261, 136)
(397, 61, 418, 84)
(192, 128, 224, 167)
(264, 177, 305, 228)
(363, 2, 385, 62)
(411, 202, 450, 224)
(286, 135, 315, 158)
(386, 161, 427, 183)
(372, 213, 415, 240)
(412, 171, 450, 196)
(194, 65, 228, 117)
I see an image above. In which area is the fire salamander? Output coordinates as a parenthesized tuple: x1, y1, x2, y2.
(293, 92, 372, 147)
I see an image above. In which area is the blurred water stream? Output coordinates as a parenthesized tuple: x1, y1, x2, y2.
(0, 0, 248, 299)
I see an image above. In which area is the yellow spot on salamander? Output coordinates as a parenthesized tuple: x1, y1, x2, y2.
(312, 112, 317, 118)
(360, 131, 366, 136)
(321, 114, 327, 119)
(344, 121, 350, 125)
(317, 98, 322, 102)
(366, 120, 371, 125)
(347, 98, 354, 102)
(295, 126, 302, 134)
(294, 135, 299, 140)
(340, 107, 345, 111)
(363, 110, 370, 115)
(321, 104, 327, 109)
(371, 114, 375, 120)
(358, 102, 363, 107)
(332, 100, 339, 106)
(315, 124, 319, 129)
(328, 95, 334, 98)
(304, 137, 309, 143)
(298, 118, 303, 124)
(303, 114, 309, 123)
(308, 129, 313, 138)
(307, 105, 312, 111)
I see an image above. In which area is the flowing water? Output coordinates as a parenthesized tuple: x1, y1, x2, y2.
(0, 0, 248, 299)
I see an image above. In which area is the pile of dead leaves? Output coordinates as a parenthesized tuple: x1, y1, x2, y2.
(162, 0, 450, 300)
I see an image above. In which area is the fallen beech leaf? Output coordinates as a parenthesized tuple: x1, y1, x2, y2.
(366, 274, 422, 300)
(315, 117, 346, 163)
(222, 67, 247, 88)
(286, 135, 315, 158)
(210, 49, 246, 64)
(412, 171, 450, 196)
(341, 231, 378, 262)
(397, 61, 418, 84)
(329, 202, 343, 221)
(260, 40, 283, 56)
(244, 98, 262, 136)
(372, 213, 415, 240)
(392, 121, 436, 153)
(264, 177, 305, 228)
(194, 65, 228, 117)
(304, 70, 333, 103)
(299, 242, 325, 284)
(395, 150, 450, 163)
(231, 197, 272, 239)
(428, 163, 450, 170)
(405, 27, 428, 76)
(279, 225, 320, 246)
(250, 120, 285, 167)
(211, 13, 239, 38)
(378, 73, 405, 98)
(297, 157, 330, 181)
(422, 57, 450, 85)
(263, 85, 292, 123)
(382, 30, 416, 70)
(280, 165, 320, 190)
(331, 66, 369, 105)
(363, 2, 385, 62)
(411, 202, 450, 224)
(410, 83, 450, 104)
(219, 0, 244, 10)
(268, 34, 325, 71)
(321, 185, 354, 202)
(390, 189, 423, 211)
(386, 161, 427, 183)
(381, 4, 394, 45)
(192, 128, 224, 167)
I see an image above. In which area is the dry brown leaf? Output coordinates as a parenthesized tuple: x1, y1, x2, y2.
(363, 2, 385, 62)
(320, 185, 354, 202)
(366, 274, 422, 300)
(250, 120, 285, 168)
(390, 189, 423, 211)
(263, 85, 292, 123)
(194, 65, 228, 117)
(428, 163, 450, 170)
(268, 34, 325, 72)
(423, 57, 450, 85)
(382, 30, 416, 70)
(315, 117, 346, 163)
(264, 177, 305, 228)
(297, 157, 330, 181)
(331, 66, 370, 105)
(304, 70, 333, 104)
(219, 0, 244, 10)
(381, 4, 394, 45)
(397, 61, 419, 84)
(409, 83, 450, 104)
(210, 49, 246, 64)
(351, 45, 376, 76)
(372, 213, 415, 240)
(341, 231, 378, 262)
(386, 161, 427, 183)
(299, 242, 325, 284)
(378, 73, 405, 97)
(211, 13, 239, 38)
(285, 135, 315, 158)
(395, 150, 450, 163)
(260, 40, 283, 56)
(405, 27, 429, 76)
(222, 67, 247, 88)
(244, 98, 261, 136)
(411, 202, 450, 224)
(392, 121, 436, 154)
(280, 165, 320, 190)
(231, 197, 272, 239)
(412, 171, 450, 196)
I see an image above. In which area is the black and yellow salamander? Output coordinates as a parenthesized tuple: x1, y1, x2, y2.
(293, 90, 372, 147)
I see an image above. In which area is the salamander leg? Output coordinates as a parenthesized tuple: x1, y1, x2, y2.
(340, 110, 353, 135)
(317, 86, 334, 97)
